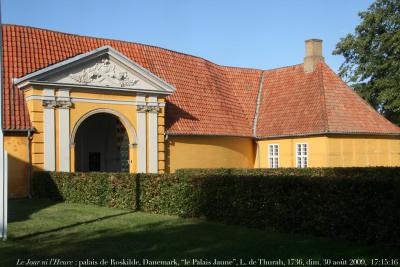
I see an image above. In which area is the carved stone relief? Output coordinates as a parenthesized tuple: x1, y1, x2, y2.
(136, 104, 160, 113)
(42, 99, 73, 109)
(147, 106, 160, 113)
(68, 58, 140, 88)
(136, 105, 148, 113)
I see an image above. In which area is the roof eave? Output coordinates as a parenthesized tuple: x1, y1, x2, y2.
(17, 80, 174, 96)
(256, 131, 400, 140)
(166, 131, 253, 138)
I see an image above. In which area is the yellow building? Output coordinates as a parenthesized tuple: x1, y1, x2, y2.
(2, 25, 400, 198)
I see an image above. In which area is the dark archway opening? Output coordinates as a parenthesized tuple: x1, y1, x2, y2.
(75, 113, 129, 172)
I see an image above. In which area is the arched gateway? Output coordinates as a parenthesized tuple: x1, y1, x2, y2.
(16, 45, 175, 174)
(74, 113, 129, 172)
(70, 109, 137, 172)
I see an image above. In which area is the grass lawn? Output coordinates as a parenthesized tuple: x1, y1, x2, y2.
(0, 199, 399, 267)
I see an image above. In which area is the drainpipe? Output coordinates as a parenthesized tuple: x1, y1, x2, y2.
(257, 141, 260, 168)
(27, 129, 33, 198)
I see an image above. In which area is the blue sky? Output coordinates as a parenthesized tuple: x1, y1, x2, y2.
(1, 0, 374, 72)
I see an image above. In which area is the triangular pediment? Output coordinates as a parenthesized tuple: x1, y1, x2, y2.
(14, 46, 175, 94)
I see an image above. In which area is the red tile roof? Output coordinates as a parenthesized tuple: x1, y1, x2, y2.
(255, 62, 400, 137)
(2, 24, 400, 137)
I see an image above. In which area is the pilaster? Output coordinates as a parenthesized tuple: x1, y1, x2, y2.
(137, 95, 147, 173)
(148, 96, 159, 173)
(57, 89, 72, 172)
(43, 88, 56, 171)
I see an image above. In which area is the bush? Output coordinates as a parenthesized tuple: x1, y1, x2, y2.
(175, 167, 400, 178)
(140, 174, 202, 217)
(195, 174, 400, 243)
(32, 171, 138, 210)
(32, 167, 400, 243)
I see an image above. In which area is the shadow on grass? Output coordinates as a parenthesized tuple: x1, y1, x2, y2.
(4, 217, 400, 264)
(14, 211, 132, 240)
(8, 198, 57, 223)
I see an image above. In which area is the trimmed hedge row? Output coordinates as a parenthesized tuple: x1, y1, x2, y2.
(32, 171, 199, 216)
(176, 167, 400, 178)
(32, 172, 139, 210)
(196, 174, 400, 243)
(33, 167, 400, 243)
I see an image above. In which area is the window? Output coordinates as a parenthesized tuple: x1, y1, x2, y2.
(296, 143, 308, 168)
(268, 144, 279, 168)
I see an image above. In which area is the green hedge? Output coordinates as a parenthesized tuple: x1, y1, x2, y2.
(196, 174, 400, 242)
(175, 167, 400, 178)
(32, 172, 139, 210)
(32, 167, 400, 243)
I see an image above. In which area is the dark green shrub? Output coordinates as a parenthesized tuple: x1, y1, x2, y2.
(140, 174, 202, 217)
(32, 167, 400, 243)
(175, 167, 400, 178)
(32, 171, 137, 210)
(195, 174, 400, 242)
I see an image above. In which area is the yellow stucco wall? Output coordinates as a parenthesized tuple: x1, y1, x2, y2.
(257, 135, 400, 168)
(25, 98, 45, 171)
(167, 136, 255, 172)
(326, 136, 400, 167)
(256, 136, 328, 168)
(4, 136, 28, 198)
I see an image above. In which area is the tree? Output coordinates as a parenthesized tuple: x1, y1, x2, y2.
(333, 0, 400, 125)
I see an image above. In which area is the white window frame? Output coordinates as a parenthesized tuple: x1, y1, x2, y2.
(296, 143, 308, 168)
(268, 144, 279, 168)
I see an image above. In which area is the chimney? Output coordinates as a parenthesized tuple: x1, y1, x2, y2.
(304, 39, 324, 73)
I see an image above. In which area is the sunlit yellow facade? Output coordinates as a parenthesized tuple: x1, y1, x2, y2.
(4, 41, 400, 199)
(167, 136, 255, 172)
(256, 136, 400, 168)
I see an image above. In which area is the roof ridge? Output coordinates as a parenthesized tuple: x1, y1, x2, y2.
(3, 24, 265, 72)
(4, 24, 306, 73)
(264, 63, 303, 72)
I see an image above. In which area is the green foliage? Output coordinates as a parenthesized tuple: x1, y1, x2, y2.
(140, 174, 202, 217)
(32, 172, 137, 210)
(333, 0, 400, 124)
(32, 167, 400, 243)
(176, 167, 400, 178)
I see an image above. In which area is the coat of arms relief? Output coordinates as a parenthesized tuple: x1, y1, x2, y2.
(68, 58, 140, 88)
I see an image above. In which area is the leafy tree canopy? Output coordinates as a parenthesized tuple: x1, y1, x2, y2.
(333, 0, 400, 125)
